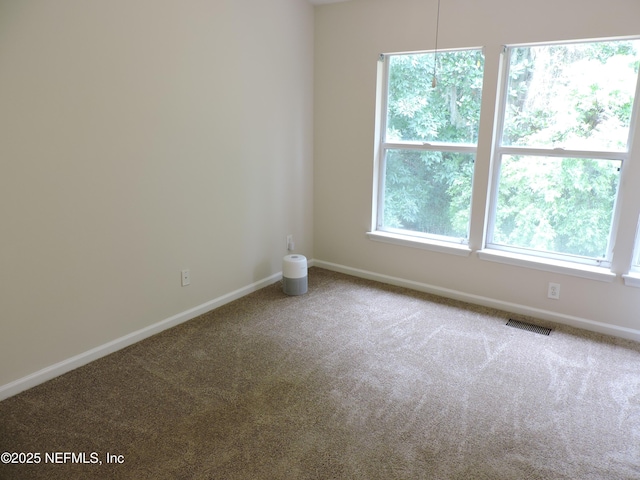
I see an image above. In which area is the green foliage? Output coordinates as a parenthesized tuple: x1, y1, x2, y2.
(380, 39, 640, 260)
(503, 41, 640, 151)
(382, 49, 483, 238)
(494, 40, 639, 258)
(494, 156, 621, 258)
(383, 150, 473, 238)
(386, 50, 484, 143)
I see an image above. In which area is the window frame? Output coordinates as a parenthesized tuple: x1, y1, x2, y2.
(372, 47, 485, 247)
(622, 218, 640, 286)
(484, 39, 640, 269)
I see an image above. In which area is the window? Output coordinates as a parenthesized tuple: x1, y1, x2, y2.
(374, 49, 485, 244)
(487, 39, 640, 267)
(371, 38, 640, 273)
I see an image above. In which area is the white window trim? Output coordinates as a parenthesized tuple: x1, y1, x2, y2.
(478, 248, 616, 282)
(623, 215, 640, 286)
(622, 273, 640, 287)
(483, 40, 639, 269)
(369, 38, 640, 278)
(372, 48, 483, 248)
(367, 230, 472, 256)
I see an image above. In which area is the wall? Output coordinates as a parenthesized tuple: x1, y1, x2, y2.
(314, 0, 640, 337)
(0, 0, 314, 392)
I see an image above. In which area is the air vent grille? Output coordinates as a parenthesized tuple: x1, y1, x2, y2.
(506, 319, 552, 336)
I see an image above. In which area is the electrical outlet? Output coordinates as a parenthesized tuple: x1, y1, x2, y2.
(286, 234, 294, 251)
(181, 269, 190, 287)
(548, 282, 560, 299)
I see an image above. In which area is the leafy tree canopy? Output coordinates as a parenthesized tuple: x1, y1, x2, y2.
(382, 40, 640, 259)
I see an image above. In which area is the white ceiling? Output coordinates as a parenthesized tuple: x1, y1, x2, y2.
(308, 0, 351, 5)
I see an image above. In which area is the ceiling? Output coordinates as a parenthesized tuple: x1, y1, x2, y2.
(308, 0, 351, 5)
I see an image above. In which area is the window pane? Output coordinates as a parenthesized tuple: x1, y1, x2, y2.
(386, 50, 484, 144)
(503, 40, 640, 151)
(382, 149, 474, 238)
(493, 155, 621, 259)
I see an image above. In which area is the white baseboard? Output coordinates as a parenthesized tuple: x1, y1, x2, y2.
(313, 260, 640, 343)
(0, 272, 284, 401)
(4, 257, 634, 401)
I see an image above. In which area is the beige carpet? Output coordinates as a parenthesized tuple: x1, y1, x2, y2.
(1, 267, 639, 479)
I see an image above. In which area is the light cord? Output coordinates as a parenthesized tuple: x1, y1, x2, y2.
(432, 0, 441, 88)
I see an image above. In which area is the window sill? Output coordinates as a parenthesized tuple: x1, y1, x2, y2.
(477, 249, 616, 282)
(366, 231, 472, 257)
(622, 273, 640, 288)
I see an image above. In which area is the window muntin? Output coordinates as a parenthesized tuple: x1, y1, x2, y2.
(487, 39, 640, 267)
(376, 48, 485, 243)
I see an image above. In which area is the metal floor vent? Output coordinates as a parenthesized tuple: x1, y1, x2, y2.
(506, 319, 552, 336)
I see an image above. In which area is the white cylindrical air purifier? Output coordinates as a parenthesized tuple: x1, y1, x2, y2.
(282, 254, 308, 295)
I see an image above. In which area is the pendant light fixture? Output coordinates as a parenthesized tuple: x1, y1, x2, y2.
(432, 0, 441, 88)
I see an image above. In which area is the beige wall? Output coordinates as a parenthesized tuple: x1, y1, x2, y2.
(0, 0, 314, 389)
(314, 0, 640, 335)
(3, 0, 640, 396)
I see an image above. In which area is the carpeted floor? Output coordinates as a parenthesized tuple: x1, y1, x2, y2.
(1, 267, 639, 479)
